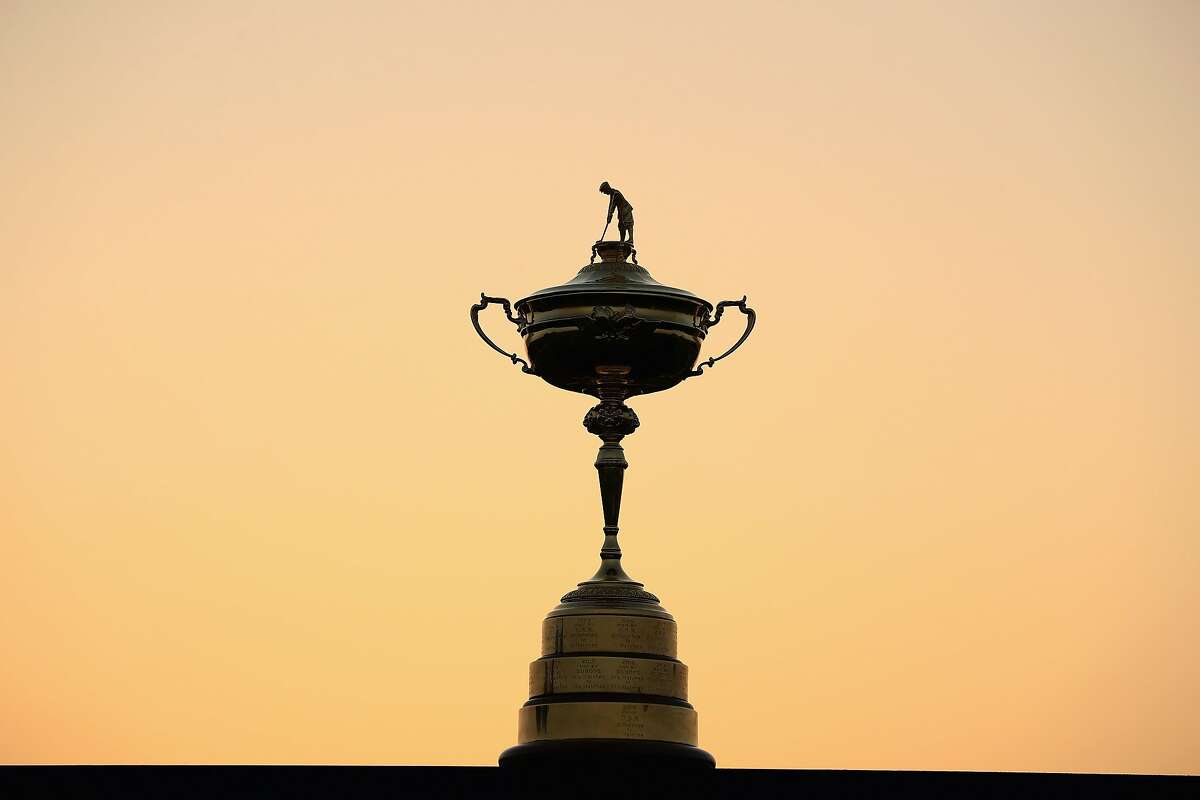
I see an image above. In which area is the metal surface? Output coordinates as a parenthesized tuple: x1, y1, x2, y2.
(690, 296, 757, 376)
(469, 294, 533, 373)
(540, 615, 678, 658)
(470, 187, 756, 769)
(517, 702, 697, 745)
(471, 240, 756, 398)
(598, 181, 634, 244)
(514, 240, 716, 398)
(529, 656, 688, 699)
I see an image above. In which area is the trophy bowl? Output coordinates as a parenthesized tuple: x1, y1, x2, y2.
(472, 240, 754, 398)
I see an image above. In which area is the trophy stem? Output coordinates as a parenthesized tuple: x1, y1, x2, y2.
(582, 367, 640, 583)
(594, 438, 628, 577)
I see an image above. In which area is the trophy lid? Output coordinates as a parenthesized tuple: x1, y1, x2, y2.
(516, 241, 711, 309)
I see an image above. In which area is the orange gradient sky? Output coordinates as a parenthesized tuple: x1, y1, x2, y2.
(2, 0, 1197, 773)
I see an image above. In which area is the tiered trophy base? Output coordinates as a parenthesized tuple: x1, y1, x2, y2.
(498, 590, 714, 771)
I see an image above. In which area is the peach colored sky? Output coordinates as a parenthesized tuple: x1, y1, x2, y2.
(2, 0, 1197, 772)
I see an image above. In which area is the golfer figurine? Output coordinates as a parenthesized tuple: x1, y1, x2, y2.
(599, 181, 634, 245)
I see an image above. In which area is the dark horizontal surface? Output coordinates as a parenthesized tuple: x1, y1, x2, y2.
(2, 765, 1195, 799)
(523, 691, 694, 707)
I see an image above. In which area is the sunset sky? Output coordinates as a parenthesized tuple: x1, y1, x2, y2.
(2, 1, 1197, 773)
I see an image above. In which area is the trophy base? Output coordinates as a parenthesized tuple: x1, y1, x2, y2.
(499, 738, 715, 770)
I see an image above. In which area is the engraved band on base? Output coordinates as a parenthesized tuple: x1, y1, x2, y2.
(518, 702, 698, 745)
(541, 615, 677, 658)
(530, 656, 688, 699)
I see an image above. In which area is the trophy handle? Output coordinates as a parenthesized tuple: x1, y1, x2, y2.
(689, 296, 756, 377)
(470, 293, 535, 374)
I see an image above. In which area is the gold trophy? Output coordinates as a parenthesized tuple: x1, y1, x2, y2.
(469, 190, 755, 769)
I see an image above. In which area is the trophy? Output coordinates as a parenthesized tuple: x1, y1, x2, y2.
(469, 186, 755, 770)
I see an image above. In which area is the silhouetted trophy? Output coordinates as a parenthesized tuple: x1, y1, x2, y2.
(469, 201, 755, 772)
